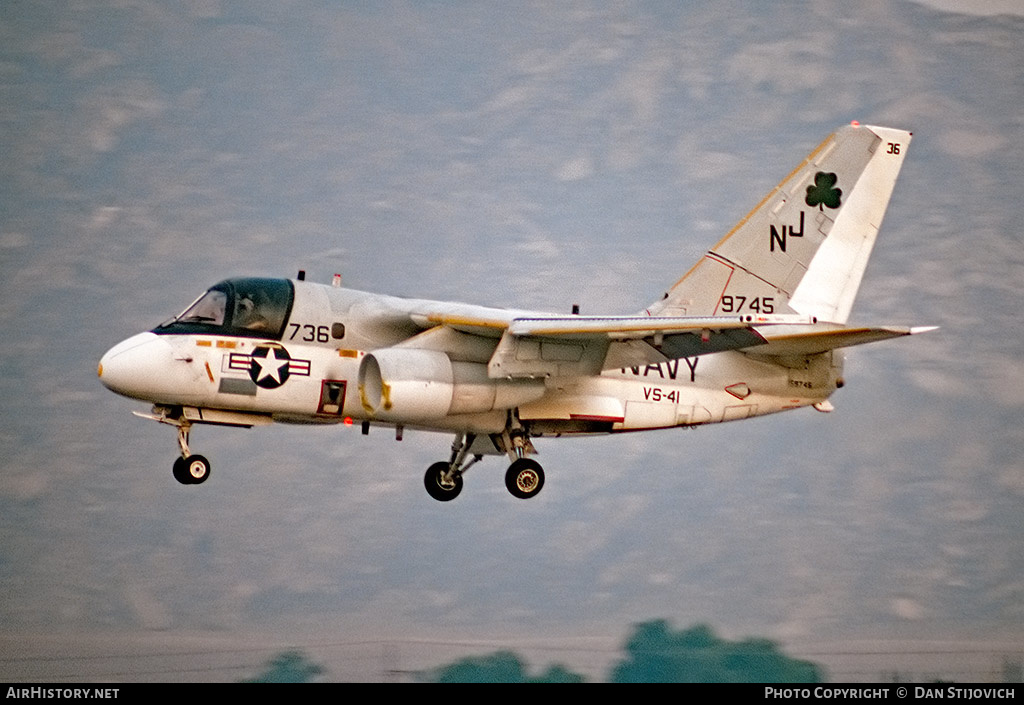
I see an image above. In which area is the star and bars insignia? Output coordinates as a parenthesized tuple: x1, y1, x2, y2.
(226, 345, 311, 389)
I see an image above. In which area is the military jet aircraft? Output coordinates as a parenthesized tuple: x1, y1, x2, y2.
(99, 123, 933, 501)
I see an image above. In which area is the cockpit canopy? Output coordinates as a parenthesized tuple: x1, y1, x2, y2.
(154, 277, 294, 339)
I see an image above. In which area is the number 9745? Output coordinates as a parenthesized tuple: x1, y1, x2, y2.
(719, 295, 774, 314)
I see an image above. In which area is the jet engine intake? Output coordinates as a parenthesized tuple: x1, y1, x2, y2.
(358, 348, 544, 421)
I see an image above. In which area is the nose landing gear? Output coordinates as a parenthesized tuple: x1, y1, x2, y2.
(133, 408, 213, 485)
(171, 421, 211, 485)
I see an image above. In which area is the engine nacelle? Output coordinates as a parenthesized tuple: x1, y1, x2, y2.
(358, 348, 545, 421)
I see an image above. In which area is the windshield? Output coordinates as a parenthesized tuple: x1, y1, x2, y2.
(154, 278, 294, 339)
(177, 289, 228, 326)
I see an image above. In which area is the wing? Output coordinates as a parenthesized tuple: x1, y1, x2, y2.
(489, 316, 935, 377)
(388, 301, 933, 379)
(750, 324, 938, 357)
(488, 314, 817, 378)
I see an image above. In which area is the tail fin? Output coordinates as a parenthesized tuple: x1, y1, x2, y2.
(649, 124, 911, 324)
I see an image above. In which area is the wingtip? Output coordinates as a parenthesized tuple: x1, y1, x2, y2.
(909, 326, 940, 335)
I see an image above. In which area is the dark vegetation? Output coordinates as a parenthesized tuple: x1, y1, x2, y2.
(419, 620, 823, 683)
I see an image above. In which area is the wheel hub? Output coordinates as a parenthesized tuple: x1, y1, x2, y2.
(516, 469, 538, 492)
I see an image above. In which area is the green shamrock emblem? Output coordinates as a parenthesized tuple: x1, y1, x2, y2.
(805, 171, 842, 210)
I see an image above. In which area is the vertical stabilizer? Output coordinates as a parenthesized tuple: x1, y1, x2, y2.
(649, 124, 911, 324)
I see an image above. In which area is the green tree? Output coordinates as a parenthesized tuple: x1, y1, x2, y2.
(422, 650, 585, 683)
(243, 650, 326, 683)
(611, 620, 822, 683)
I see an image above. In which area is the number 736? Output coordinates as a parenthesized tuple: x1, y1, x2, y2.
(288, 323, 329, 343)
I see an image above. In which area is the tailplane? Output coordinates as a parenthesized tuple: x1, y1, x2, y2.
(649, 124, 911, 324)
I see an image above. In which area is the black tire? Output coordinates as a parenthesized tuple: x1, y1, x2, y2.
(505, 458, 545, 499)
(424, 461, 462, 502)
(172, 456, 191, 484)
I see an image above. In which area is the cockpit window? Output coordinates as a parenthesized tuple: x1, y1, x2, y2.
(232, 282, 281, 332)
(154, 278, 294, 339)
(177, 289, 228, 326)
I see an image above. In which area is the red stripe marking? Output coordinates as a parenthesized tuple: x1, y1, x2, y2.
(569, 414, 625, 423)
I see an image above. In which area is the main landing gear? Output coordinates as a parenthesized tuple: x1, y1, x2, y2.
(424, 425, 546, 502)
(424, 461, 464, 502)
(505, 457, 544, 499)
(424, 432, 480, 502)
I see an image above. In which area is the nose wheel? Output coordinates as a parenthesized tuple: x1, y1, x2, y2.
(173, 454, 211, 485)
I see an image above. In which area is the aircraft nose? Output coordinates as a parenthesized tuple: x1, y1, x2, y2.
(98, 332, 174, 401)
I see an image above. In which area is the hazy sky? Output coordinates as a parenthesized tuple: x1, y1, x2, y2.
(911, 0, 1024, 16)
(1, 0, 1021, 682)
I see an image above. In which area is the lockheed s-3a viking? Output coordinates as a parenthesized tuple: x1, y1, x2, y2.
(99, 123, 933, 501)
